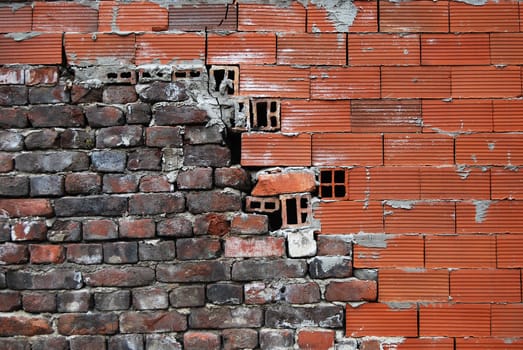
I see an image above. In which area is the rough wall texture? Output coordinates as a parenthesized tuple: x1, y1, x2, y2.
(1, 0, 523, 349)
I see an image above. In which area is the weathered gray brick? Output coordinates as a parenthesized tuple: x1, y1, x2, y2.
(15, 152, 89, 173)
(54, 196, 127, 217)
(91, 150, 126, 172)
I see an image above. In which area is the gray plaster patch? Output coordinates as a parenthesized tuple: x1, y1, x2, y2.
(473, 200, 493, 223)
(308, 0, 358, 32)
(383, 200, 416, 210)
(454, 0, 488, 5)
(4, 32, 41, 42)
(354, 234, 389, 248)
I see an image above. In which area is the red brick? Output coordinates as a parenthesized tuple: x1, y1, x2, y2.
(420, 167, 490, 200)
(0, 243, 28, 265)
(119, 219, 155, 239)
(419, 303, 490, 337)
(241, 133, 311, 166)
(312, 133, 382, 166)
(29, 245, 65, 264)
(283, 282, 321, 304)
(421, 34, 489, 65)
(139, 175, 171, 193)
(230, 214, 268, 235)
(83, 219, 119, 241)
(208, 32, 275, 64)
(252, 171, 315, 196)
(308, 1, 378, 33)
(176, 238, 221, 260)
(0, 5, 32, 33)
(0, 34, 62, 65)
(450, 269, 521, 303)
(57, 313, 118, 335)
(497, 234, 523, 268)
(493, 99, 523, 132)
(0, 315, 53, 336)
(238, 2, 306, 32)
(103, 174, 140, 193)
(452, 66, 521, 98)
(277, 33, 346, 65)
(380, 0, 449, 32)
(297, 329, 335, 350)
(425, 235, 496, 268)
(450, 0, 519, 32)
(379, 269, 449, 302)
(325, 280, 377, 302)
(349, 33, 419, 66)
(281, 99, 351, 133)
(311, 66, 380, 99)
(346, 303, 418, 337)
(384, 202, 455, 234)
(491, 304, 523, 337)
(184, 331, 221, 350)
(25, 67, 59, 86)
(33, 2, 98, 32)
(0, 68, 24, 85)
(382, 66, 451, 98)
(456, 337, 523, 350)
(351, 99, 421, 133)
(11, 221, 47, 241)
(384, 134, 454, 166)
(240, 65, 310, 98)
(224, 237, 285, 258)
(456, 133, 523, 166)
(315, 201, 383, 234)
(457, 200, 523, 234)
(0, 291, 21, 312)
(349, 166, 420, 200)
(99, 1, 168, 32)
(422, 99, 493, 133)
(65, 33, 135, 66)
(354, 235, 424, 268)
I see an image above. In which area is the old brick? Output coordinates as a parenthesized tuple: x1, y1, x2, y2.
(0, 243, 28, 264)
(162, 147, 183, 171)
(0, 220, 10, 242)
(138, 82, 188, 103)
(15, 151, 89, 173)
(225, 236, 285, 258)
(189, 306, 263, 329)
(126, 102, 151, 124)
(71, 84, 103, 104)
(194, 213, 230, 236)
(138, 240, 175, 261)
(0, 271, 4, 288)
(259, 329, 294, 349)
(28, 85, 69, 104)
(91, 150, 127, 172)
(57, 313, 118, 335)
(0, 131, 23, 151)
(29, 244, 65, 264)
(0, 291, 21, 311)
(25, 67, 59, 86)
(157, 216, 192, 237)
(30, 175, 63, 197)
(83, 219, 119, 241)
(57, 290, 91, 312)
(85, 105, 124, 127)
(55, 196, 127, 217)
(139, 174, 171, 192)
(223, 329, 258, 350)
(0, 338, 31, 350)
(309, 256, 352, 279)
(129, 193, 185, 215)
(0, 153, 14, 173)
(0, 176, 28, 197)
(232, 259, 307, 281)
(231, 214, 268, 235)
(297, 329, 335, 350)
(253, 171, 315, 196)
(103, 85, 138, 104)
(215, 167, 251, 191)
(120, 311, 187, 333)
(0, 86, 27, 106)
(317, 235, 352, 256)
(120, 218, 155, 239)
(96, 125, 143, 148)
(145, 334, 182, 350)
(24, 129, 60, 150)
(70, 336, 106, 350)
(32, 336, 68, 350)
(22, 291, 56, 313)
(283, 282, 321, 304)
(207, 283, 243, 305)
(28, 105, 84, 127)
(153, 104, 208, 125)
(157, 261, 230, 282)
(186, 190, 241, 214)
(108, 334, 144, 350)
(94, 290, 131, 311)
(265, 304, 344, 328)
(85, 267, 154, 287)
(184, 331, 220, 350)
(103, 174, 140, 193)
(7, 269, 82, 290)
(0, 67, 24, 85)
(67, 243, 103, 265)
(132, 287, 169, 310)
(60, 129, 95, 149)
(177, 167, 213, 189)
(184, 145, 231, 167)
(0, 198, 53, 218)
(176, 237, 221, 260)
(170, 285, 205, 308)
(325, 280, 377, 302)
(48, 220, 82, 242)
(103, 242, 138, 264)
(244, 282, 279, 305)
(288, 230, 317, 258)
(11, 220, 47, 241)
(65, 173, 101, 195)
(145, 126, 183, 147)
(0, 107, 28, 128)
(0, 315, 52, 336)
(185, 124, 223, 144)
(128, 148, 161, 170)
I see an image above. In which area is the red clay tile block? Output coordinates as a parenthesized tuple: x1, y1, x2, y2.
(491, 304, 523, 337)
(241, 133, 311, 167)
(491, 33, 523, 65)
(297, 329, 335, 350)
(308, 1, 378, 33)
(281, 99, 351, 133)
(65, 33, 135, 66)
(0, 34, 62, 65)
(252, 172, 315, 196)
(380, 0, 449, 33)
(349, 33, 420, 66)
(498, 234, 523, 268)
(99, 1, 168, 32)
(351, 99, 421, 133)
(421, 34, 490, 65)
(350, 166, 420, 200)
(419, 303, 490, 337)
(384, 201, 456, 235)
(353, 235, 424, 268)
(136, 33, 205, 65)
(346, 303, 418, 337)
(169, 4, 237, 31)
(494, 99, 523, 132)
(492, 169, 523, 200)
(425, 235, 496, 268)
(384, 134, 454, 166)
(457, 200, 523, 234)
(277, 33, 346, 65)
(383, 338, 454, 350)
(33, 2, 98, 32)
(379, 269, 449, 302)
(315, 201, 383, 234)
(452, 66, 521, 98)
(450, 0, 519, 32)
(312, 133, 382, 166)
(0, 5, 32, 33)
(381, 66, 451, 99)
(422, 99, 493, 133)
(207, 32, 276, 64)
(450, 269, 521, 303)
(420, 167, 490, 200)
(455, 133, 523, 166)
(456, 337, 523, 350)
(238, 2, 306, 32)
(310, 66, 380, 99)
(240, 65, 310, 98)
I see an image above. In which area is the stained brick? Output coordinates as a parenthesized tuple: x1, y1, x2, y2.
(157, 261, 230, 283)
(57, 313, 118, 336)
(129, 193, 185, 215)
(85, 267, 154, 287)
(265, 304, 343, 329)
(325, 280, 377, 302)
(11, 221, 47, 241)
(169, 4, 237, 31)
(183, 331, 221, 350)
(457, 200, 523, 234)
(308, 1, 378, 33)
(176, 237, 221, 260)
(29, 244, 65, 264)
(189, 306, 263, 329)
(224, 236, 285, 258)
(0, 107, 28, 128)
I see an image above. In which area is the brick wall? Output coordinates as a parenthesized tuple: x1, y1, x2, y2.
(1, 0, 523, 349)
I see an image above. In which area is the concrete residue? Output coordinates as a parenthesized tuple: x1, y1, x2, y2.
(309, 0, 358, 32)
(383, 200, 416, 210)
(456, 164, 471, 180)
(354, 234, 389, 248)
(454, 0, 488, 5)
(473, 200, 494, 223)
(385, 302, 414, 310)
(4, 32, 41, 42)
